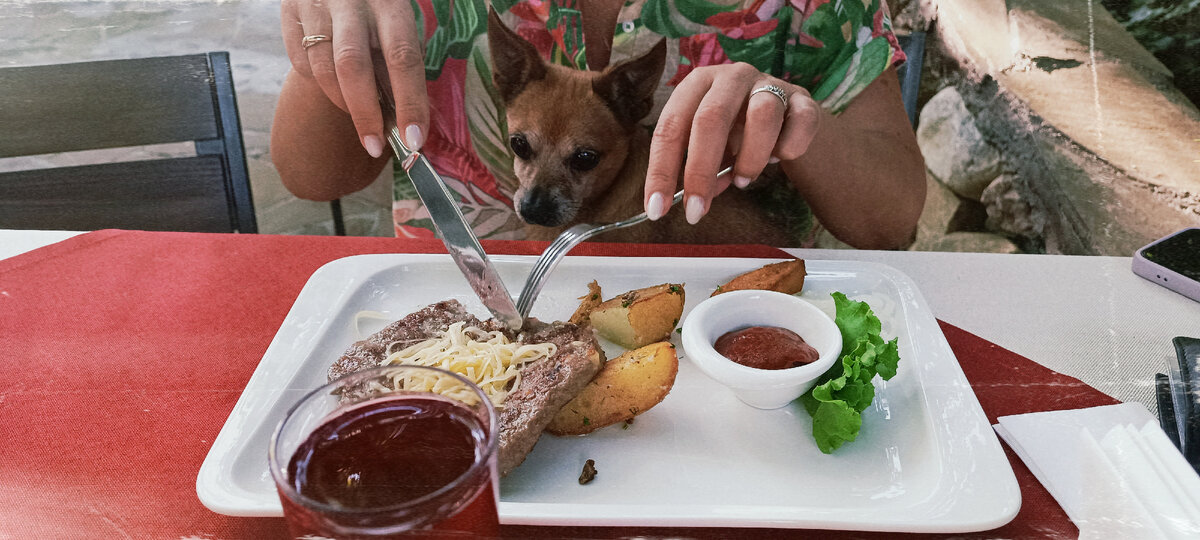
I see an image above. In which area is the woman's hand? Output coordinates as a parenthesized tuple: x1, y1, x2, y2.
(280, 0, 429, 158)
(643, 62, 823, 224)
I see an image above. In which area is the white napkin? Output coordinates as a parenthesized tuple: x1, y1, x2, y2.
(994, 403, 1200, 539)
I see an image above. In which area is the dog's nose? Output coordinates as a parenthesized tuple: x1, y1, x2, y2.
(519, 187, 565, 227)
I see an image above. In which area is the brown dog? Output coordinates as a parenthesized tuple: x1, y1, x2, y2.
(486, 9, 796, 245)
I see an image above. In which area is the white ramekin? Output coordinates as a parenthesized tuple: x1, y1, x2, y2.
(681, 290, 842, 409)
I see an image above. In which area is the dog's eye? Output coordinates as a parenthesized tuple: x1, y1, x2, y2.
(569, 149, 600, 172)
(509, 134, 533, 160)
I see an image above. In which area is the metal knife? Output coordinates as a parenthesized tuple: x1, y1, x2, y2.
(379, 96, 523, 330)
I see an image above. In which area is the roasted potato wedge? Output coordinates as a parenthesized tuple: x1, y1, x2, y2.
(712, 259, 806, 296)
(546, 341, 679, 436)
(568, 280, 603, 325)
(589, 283, 685, 349)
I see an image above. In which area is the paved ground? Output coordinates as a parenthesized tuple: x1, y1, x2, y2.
(0, 0, 393, 236)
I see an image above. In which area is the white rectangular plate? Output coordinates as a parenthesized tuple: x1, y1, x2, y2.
(198, 254, 1020, 532)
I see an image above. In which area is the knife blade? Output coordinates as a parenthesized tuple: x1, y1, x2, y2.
(380, 103, 522, 330)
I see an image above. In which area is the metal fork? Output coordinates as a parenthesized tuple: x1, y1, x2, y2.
(515, 166, 733, 318)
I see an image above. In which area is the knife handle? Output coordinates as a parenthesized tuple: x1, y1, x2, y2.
(375, 82, 415, 162)
(1158, 372, 1182, 450)
(1173, 336, 1200, 470)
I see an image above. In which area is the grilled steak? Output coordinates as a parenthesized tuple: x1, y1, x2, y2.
(495, 318, 602, 475)
(329, 300, 488, 381)
(328, 300, 603, 476)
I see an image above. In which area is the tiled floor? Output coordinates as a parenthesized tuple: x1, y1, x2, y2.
(0, 0, 393, 236)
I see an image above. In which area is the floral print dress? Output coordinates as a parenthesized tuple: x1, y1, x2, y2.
(394, 0, 905, 241)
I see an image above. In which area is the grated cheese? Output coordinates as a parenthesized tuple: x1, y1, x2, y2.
(380, 322, 555, 407)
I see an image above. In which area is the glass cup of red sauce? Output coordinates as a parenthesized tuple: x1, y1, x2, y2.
(269, 365, 499, 539)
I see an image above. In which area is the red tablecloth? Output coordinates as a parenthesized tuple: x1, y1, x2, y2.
(0, 230, 1115, 539)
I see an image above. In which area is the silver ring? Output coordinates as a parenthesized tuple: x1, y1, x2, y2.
(750, 84, 788, 109)
(301, 34, 331, 50)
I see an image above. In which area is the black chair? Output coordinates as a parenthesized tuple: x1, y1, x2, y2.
(0, 52, 257, 233)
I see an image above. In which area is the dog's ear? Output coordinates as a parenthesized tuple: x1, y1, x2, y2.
(592, 39, 667, 126)
(488, 7, 546, 103)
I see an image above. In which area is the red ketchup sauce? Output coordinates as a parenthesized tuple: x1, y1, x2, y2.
(713, 326, 820, 370)
(281, 396, 498, 539)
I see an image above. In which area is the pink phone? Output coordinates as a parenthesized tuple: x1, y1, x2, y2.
(1132, 227, 1200, 303)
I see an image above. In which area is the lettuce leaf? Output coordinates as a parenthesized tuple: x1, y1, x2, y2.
(800, 292, 900, 453)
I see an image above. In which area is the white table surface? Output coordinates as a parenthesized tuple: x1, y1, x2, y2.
(2, 229, 1195, 416)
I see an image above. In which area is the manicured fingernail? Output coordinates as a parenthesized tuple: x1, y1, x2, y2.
(362, 135, 383, 158)
(734, 175, 751, 189)
(646, 192, 666, 221)
(768, 156, 781, 164)
(685, 195, 707, 225)
(404, 124, 424, 151)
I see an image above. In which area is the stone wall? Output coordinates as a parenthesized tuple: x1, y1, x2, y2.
(908, 0, 1200, 255)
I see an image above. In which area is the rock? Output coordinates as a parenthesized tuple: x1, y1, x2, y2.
(911, 170, 964, 249)
(889, 0, 933, 33)
(924, 232, 1022, 254)
(910, 168, 997, 252)
(931, 0, 1200, 254)
(916, 87, 1002, 200)
(981, 174, 1042, 239)
(947, 198, 988, 234)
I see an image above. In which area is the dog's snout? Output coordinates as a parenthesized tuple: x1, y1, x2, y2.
(519, 187, 566, 227)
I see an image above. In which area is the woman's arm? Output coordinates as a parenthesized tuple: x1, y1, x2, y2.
(270, 69, 390, 201)
(643, 64, 925, 250)
(780, 68, 925, 250)
(273, 0, 434, 201)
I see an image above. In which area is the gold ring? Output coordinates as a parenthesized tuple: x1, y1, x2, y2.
(750, 84, 788, 109)
(301, 34, 331, 50)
